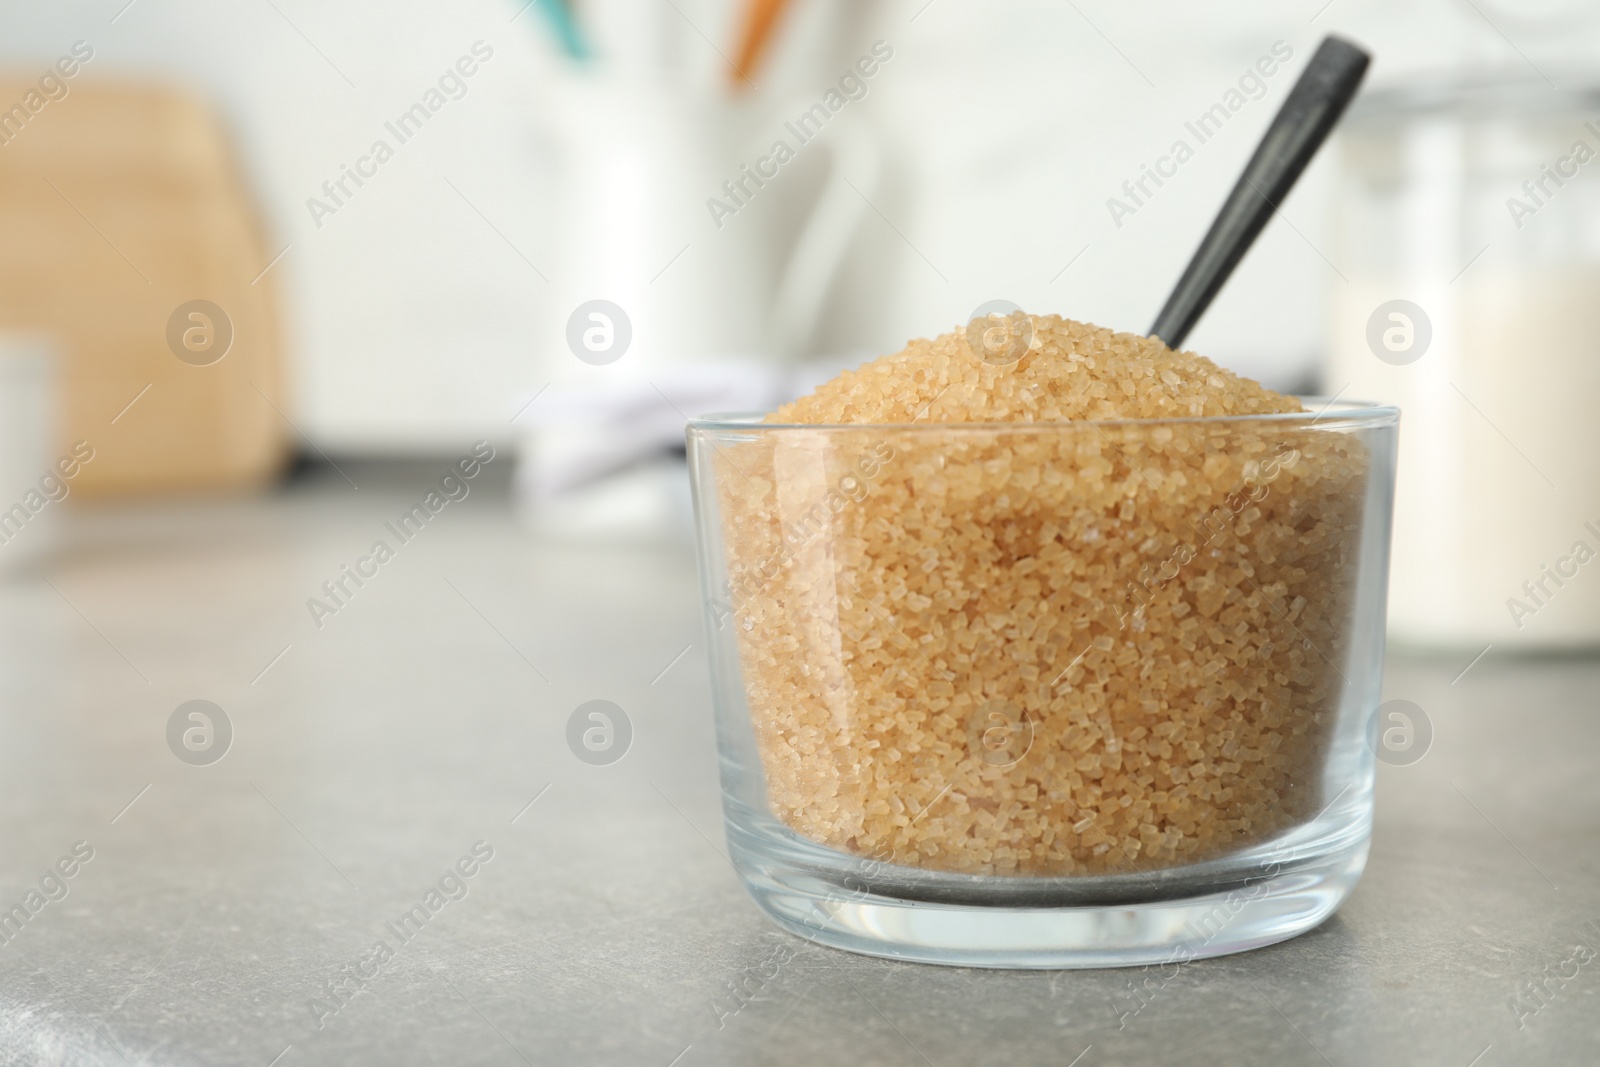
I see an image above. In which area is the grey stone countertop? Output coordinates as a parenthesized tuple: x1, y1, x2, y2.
(0, 464, 1595, 1066)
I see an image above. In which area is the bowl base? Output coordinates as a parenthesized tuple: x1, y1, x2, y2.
(738, 839, 1367, 970)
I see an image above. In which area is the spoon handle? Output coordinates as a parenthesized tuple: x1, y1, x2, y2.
(1148, 36, 1370, 351)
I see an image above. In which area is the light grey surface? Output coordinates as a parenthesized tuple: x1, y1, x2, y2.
(0, 465, 1596, 1067)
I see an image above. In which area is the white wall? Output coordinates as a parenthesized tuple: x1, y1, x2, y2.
(1, 0, 1594, 450)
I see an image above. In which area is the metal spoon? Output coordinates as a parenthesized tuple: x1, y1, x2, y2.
(1149, 36, 1371, 351)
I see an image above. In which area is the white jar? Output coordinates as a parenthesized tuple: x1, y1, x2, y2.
(1330, 75, 1600, 650)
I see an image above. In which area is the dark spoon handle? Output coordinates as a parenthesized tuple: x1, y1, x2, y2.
(1148, 36, 1370, 351)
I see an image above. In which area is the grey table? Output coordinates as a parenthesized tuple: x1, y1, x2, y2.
(1, 464, 1595, 1066)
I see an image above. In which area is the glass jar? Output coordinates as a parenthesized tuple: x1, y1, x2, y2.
(689, 403, 1397, 968)
(1330, 74, 1600, 648)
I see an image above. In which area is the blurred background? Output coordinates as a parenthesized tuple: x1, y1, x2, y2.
(3, 0, 1600, 641)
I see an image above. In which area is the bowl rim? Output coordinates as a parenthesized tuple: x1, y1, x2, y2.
(687, 397, 1399, 433)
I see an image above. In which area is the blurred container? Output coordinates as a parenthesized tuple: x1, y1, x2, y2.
(523, 73, 882, 542)
(538, 75, 880, 376)
(0, 337, 58, 571)
(0, 82, 286, 497)
(1330, 74, 1600, 649)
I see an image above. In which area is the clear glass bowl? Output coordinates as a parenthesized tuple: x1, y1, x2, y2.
(688, 400, 1398, 968)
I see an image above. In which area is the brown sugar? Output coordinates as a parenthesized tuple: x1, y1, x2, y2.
(714, 315, 1367, 876)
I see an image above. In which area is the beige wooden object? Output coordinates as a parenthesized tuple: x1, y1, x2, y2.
(0, 80, 286, 496)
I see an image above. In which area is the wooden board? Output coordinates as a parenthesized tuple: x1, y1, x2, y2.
(0, 80, 287, 497)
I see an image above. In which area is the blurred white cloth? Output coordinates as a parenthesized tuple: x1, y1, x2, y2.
(513, 358, 860, 541)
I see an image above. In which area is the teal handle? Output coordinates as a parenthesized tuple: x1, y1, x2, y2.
(517, 0, 591, 61)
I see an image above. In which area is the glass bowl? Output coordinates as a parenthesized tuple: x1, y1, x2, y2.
(688, 400, 1398, 968)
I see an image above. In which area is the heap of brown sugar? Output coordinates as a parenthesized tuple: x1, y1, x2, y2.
(769, 314, 1303, 424)
(717, 314, 1365, 876)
